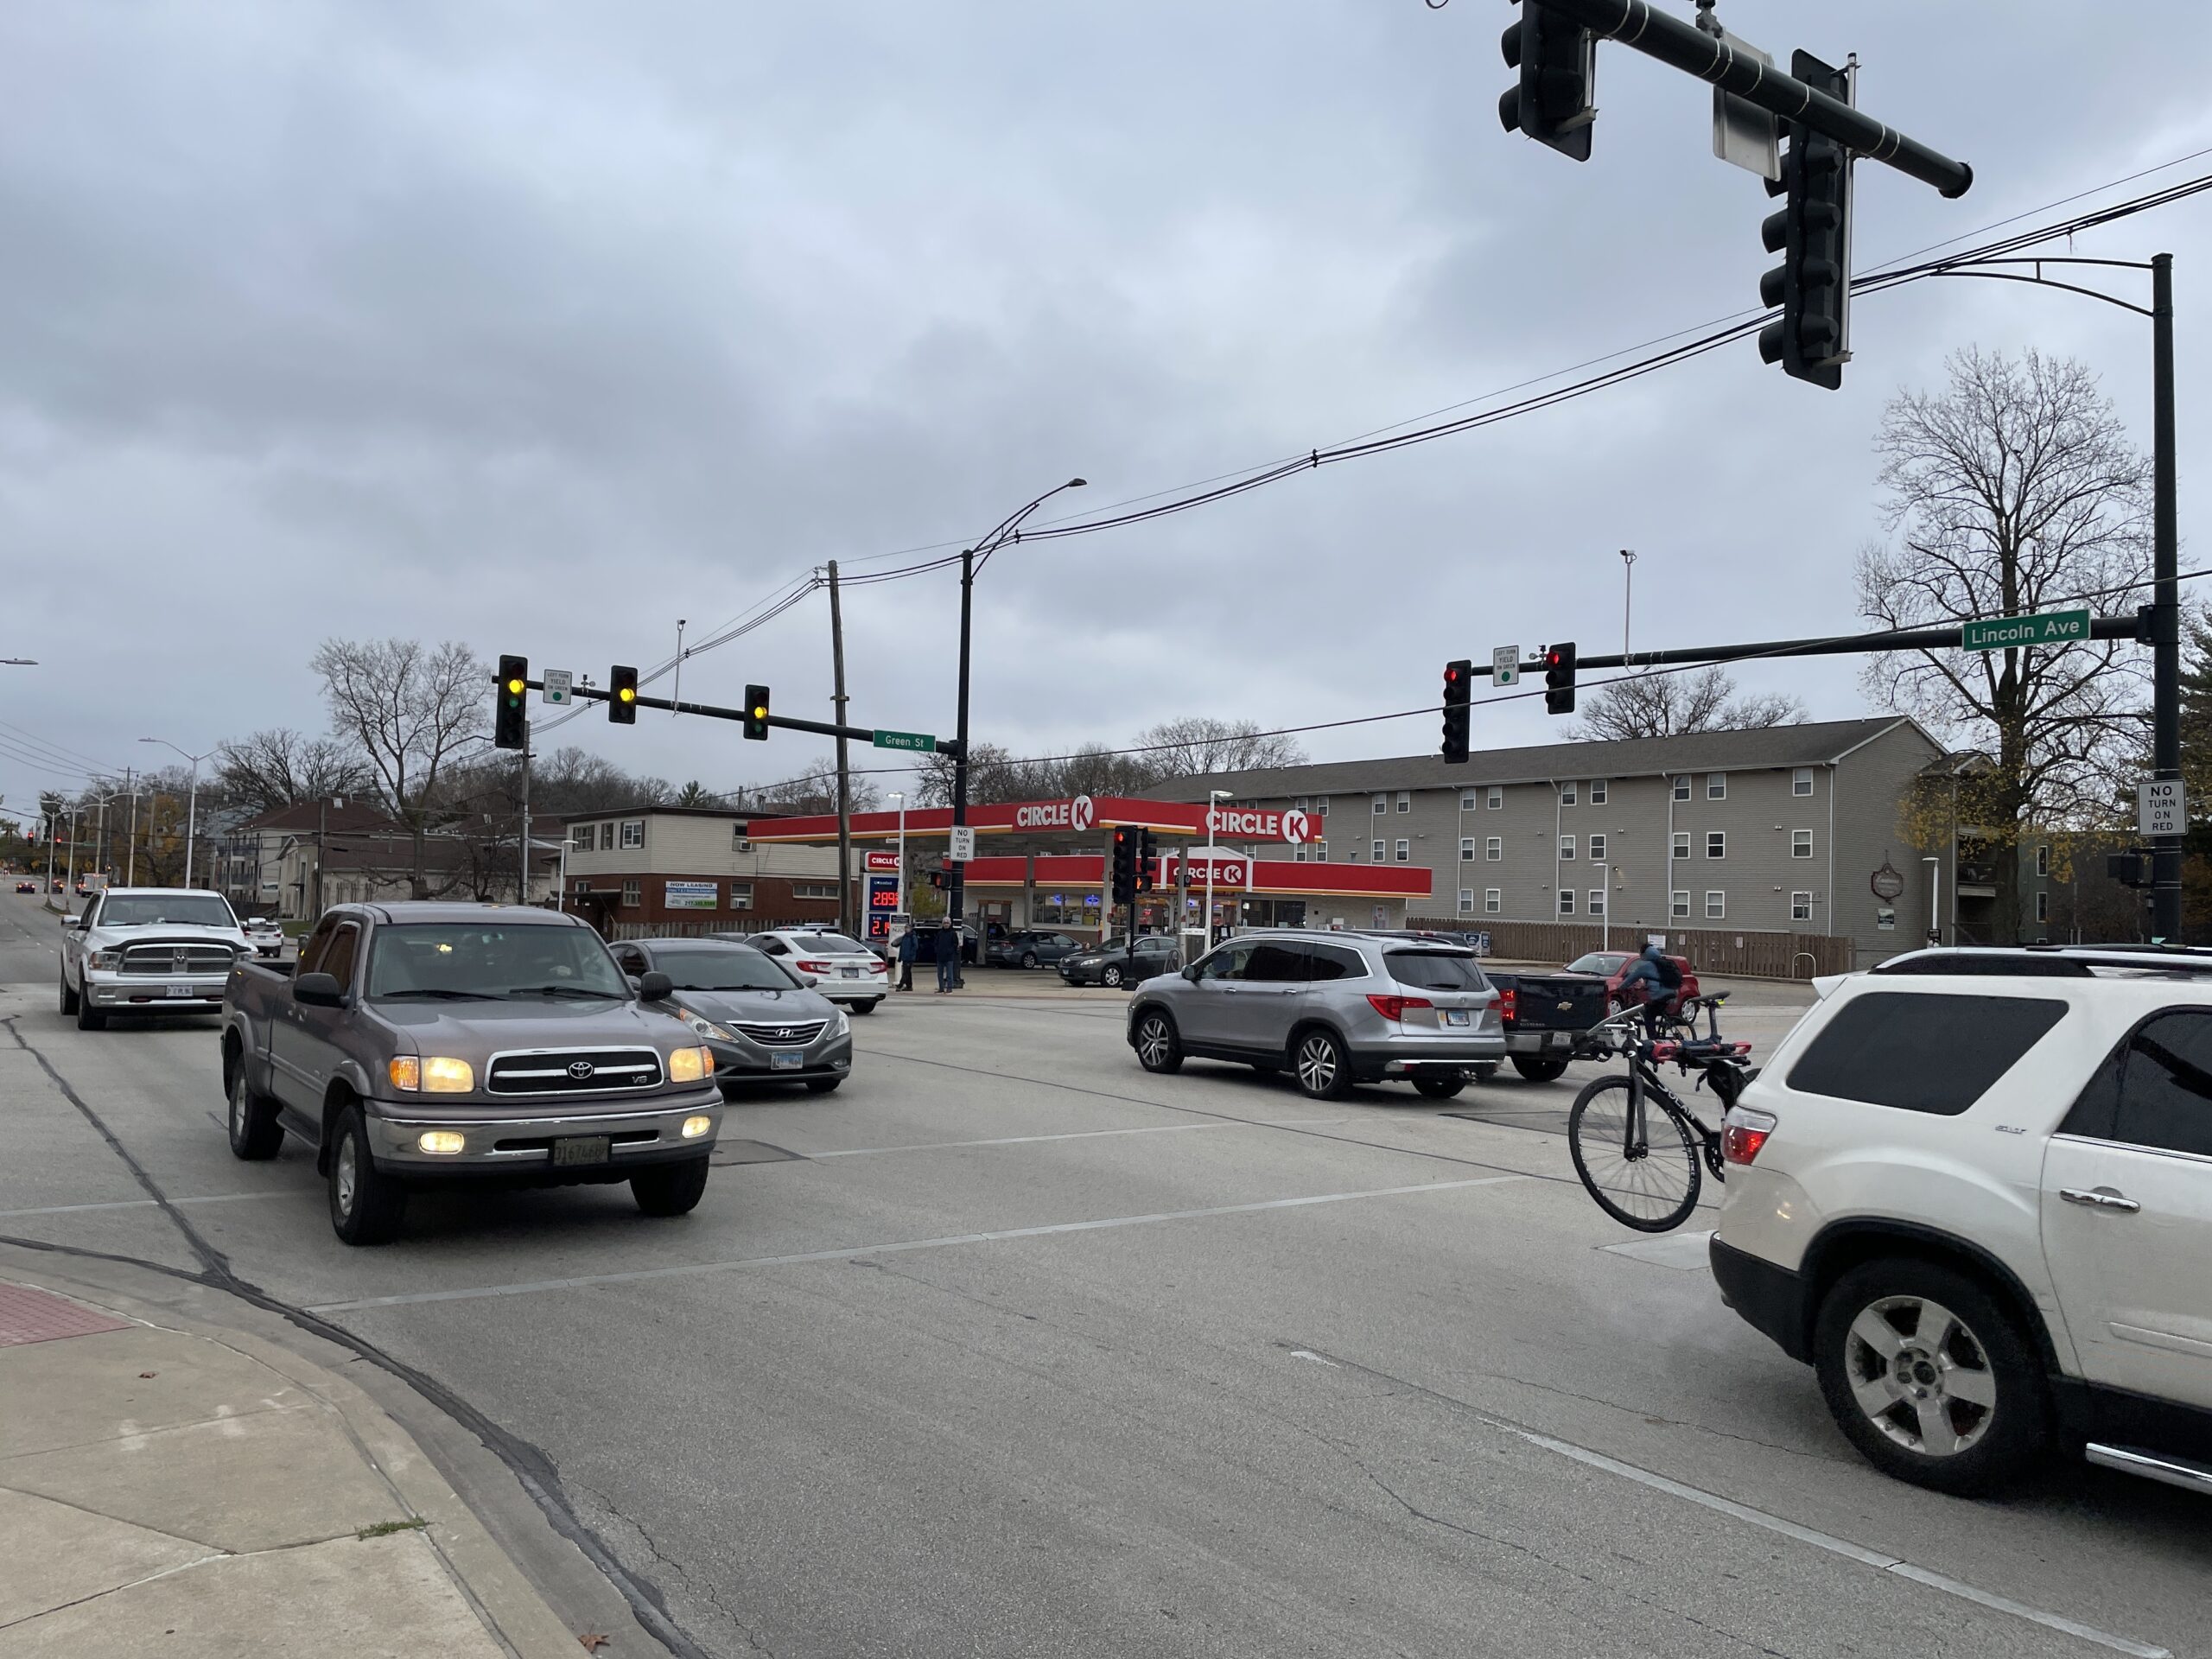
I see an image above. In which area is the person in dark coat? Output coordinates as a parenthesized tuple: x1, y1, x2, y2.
(894, 925, 918, 991)
(933, 921, 959, 992)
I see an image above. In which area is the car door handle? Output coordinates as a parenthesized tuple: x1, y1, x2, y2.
(2060, 1187, 2141, 1213)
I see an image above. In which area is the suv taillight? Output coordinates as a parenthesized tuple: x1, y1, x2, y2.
(1365, 994, 1434, 1021)
(1721, 1105, 1777, 1166)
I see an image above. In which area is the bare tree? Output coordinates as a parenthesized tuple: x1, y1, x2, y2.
(1135, 717, 1306, 780)
(1858, 346, 2152, 944)
(214, 728, 377, 817)
(310, 638, 491, 899)
(1571, 666, 1807, 741)
(737, 769, 882, 816)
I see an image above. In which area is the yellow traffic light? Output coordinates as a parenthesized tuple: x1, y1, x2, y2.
(505, 677, 524, 696)
(619, 686, 636, 703)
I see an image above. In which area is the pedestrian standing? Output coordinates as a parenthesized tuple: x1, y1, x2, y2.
(896, 924, 918, 991)
(933, 921, 958, 993)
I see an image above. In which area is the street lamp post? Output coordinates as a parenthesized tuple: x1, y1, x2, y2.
(949, 477, 1087, 935)
(140, 738, 215, 889)
(891, 791, 907, 916)
(1205, 789, 1232, 950)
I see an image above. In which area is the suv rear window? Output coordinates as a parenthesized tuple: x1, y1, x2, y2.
(1786, 991, 2067, 1115)
(1384, 950, 1489, 993)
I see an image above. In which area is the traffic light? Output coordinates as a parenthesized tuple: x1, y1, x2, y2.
(1110, 826, 1138, 906)
(1499, 3, 1596, 162)
(1758, 51, 1853, 391)
(2107, 851, 2150, 890)
(743, 684, 770, 741)
(1441, 659, 1472, 764)
(1544, 642, 1577, 716)
(495, 655, 529, 750)
(608, 664, 639, 725)
(929, 868, 950, 893)
(1136, 830, 1159, 894)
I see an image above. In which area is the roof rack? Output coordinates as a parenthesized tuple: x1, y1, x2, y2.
(1872, 945, 2212, 979)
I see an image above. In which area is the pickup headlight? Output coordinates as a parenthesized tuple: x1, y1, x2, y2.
(388, 1056, 474, 1093)
(90, 948, 124, 971)
(667, 1045, 714, 1084)
(675, 1007, 735, 1042)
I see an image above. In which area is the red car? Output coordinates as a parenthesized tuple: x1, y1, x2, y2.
(13, 880, 35, 894)
(1560, 950, 1700, 1011)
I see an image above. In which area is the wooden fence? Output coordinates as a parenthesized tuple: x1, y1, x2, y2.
(1404, 917, 1853, 980)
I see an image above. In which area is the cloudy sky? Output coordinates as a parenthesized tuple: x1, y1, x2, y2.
(4, 1, 2210, 818)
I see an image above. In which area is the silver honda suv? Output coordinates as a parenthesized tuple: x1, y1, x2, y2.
(1126, 930, 1505, 1100)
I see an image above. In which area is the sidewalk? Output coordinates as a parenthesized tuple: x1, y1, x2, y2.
(0, 1262, 613, 1658)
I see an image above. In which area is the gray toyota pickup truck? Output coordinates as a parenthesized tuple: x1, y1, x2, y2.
(222, 902, 724, 1244)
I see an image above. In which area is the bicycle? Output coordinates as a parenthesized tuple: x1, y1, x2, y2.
(1567, 993, 1757, 1234)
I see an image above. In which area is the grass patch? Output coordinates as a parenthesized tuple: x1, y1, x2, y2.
(356, 1516, 428, 1540)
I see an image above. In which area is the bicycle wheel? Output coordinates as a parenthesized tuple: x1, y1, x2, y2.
(1568, 1074, 1702, 1233)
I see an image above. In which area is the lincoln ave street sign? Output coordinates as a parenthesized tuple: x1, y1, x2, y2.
(872, 729, 937, 753)
(1961, 608, 2090, 652)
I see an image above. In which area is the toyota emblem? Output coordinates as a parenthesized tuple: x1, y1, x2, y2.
(567, 1059, 595, 1080)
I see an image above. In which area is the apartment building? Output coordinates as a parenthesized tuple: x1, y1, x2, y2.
(560, 804, 845, 936)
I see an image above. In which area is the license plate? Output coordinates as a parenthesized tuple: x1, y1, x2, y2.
(551, 1135, 610, 1166)
(841, 967, 860, 978)
(770, 1051, 804, 1071)
(165, 982, 196, 999)
(1445, 1008, 1471, 1027)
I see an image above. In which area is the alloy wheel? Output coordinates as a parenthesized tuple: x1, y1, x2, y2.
(1842, 1294, 1999, 1458)
(1136, 1016, 1171, 1068)
(1297, 1034, 1338, 1093)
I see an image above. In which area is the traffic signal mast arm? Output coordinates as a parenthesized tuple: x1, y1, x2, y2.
(495, 674, 962, 756)
(1530, 0, 1970, 197)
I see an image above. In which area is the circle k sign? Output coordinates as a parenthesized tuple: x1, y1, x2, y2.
(1070, 794, 1096, 832)
(1205, 804, 1313, 844)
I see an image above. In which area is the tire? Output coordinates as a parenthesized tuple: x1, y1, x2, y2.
(1132, 1009, 1183, 1073)
(850, 1000, 879, 1015)
(226, 1065, 284, 1160)
(804, 1076, 844, 1094)
(1510, 1054, 1568, 1084)
(632, 1155, 711, 1217)
(1101, 964, 1125, 988)
(1021, 951, 1039, 969)
(1813, 1259, 2050, 1495)
(1293, 1027, 1351, 1100)
(75, 982, 107, 1031)
(327, 1104, 405, 1246)
(1413, 1075, 1465, 1100)
(1567, 1076, 1701, 1233)
(59, 968, 79, 1017)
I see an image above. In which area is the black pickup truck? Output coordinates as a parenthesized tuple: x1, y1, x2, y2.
(1372, 933, 1611, 1083)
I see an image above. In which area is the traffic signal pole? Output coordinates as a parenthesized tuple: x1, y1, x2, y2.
(2152, 251, 2183, 941)
(505, 676, 947, 753)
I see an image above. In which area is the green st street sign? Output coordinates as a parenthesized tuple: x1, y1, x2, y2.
(872, 729, 937, 753)
(1961, 608, 2091, 652)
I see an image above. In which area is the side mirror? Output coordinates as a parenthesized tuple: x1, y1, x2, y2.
(293, 971, 344, 1008)
(62, 915, 80, 930)
(1183, 964, 1202, 982)
(638, 969, 673, 1002)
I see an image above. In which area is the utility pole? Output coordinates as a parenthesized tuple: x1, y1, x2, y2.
(828, 560, 854, 939)
(2151, 251, 2183, 942)
(1619, 549, 1637, 662)
(519, 718, 533, 907)
(315, 796, 327, 918)
(124, 768, 138, 886)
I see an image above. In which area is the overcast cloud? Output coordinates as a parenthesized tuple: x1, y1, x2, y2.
(4, 1, 2210, 815)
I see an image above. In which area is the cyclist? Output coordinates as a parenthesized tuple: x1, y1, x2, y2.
(1616, 943, 1684, 1033)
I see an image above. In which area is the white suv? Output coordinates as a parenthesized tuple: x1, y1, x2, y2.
(1712, 947, 2212, 1497)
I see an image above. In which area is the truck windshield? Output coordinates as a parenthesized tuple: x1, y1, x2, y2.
(651, 946, 801, 992)
(96, 894, 238, 928)
(365, 924, 631, 1001)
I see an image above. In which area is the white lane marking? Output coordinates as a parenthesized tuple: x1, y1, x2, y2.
(1287, 1350, 1338, 1367)
(804, 1117, 1346, 1159)
(1599, 1228, 1715, 1271)
(305, 1174, 1526, 1314)
(0, 1192, 289, 1220)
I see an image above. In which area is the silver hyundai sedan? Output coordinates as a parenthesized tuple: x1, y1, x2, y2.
(611, 938, 855, 1096)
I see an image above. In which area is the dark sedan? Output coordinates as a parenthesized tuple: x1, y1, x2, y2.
(610, 937, 855, 1095)
(1058, 935, 1181, 988)
(986, 930, 1084, 969)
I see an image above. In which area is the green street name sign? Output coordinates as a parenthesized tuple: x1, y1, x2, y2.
(1961, 608, 2090, 652)
(872, 729, 937, 753)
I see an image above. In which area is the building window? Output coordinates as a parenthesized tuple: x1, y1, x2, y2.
(569, 824, 593, 849)
(620, 880, 641, 908)
(2036, 844, 2050, 877)
(1486, 836, 1502, 861)
(601, 822, 615, 849)
(1484, 888, 1502, 914)
(732, 826, 752, 851)
(620, 819, 645, 849)
(1671, 831, 1690, 861)
(1791, 892, 1813, 922)
(1793, 767, 1814, 797)
(1294, 797, 1308, 811)
(1395, 791, 1412, 813)
(1314, 839, 1328, 861)
(1707, 774, 1726, 800)
(1315, 797, 1329, 817)
(1459, 837, 1476, 861)
(1706, 890, 1726, 918)
(1672, 777, 1691, 802)
(1792, 830, 1814, 859)
(729, 884, 753, 911)
(1559, 835, 1575, 861)
(1590, 779, 1608, 804)
(791, 883, 839, 900)
(1459, 888, 1475, 915)
(1587, 833, 1606, 862)
(1373, 794, 1387, 817)
(2036, 890, 2050, 924)
(1560, 781, 1577, 806)
(1707, 831, 1726, 859)
(1460, 792, 1478, 811)
(1371, 838, 1385, 861)
(1588, 889, 1605, 916)
(1486, 785, 1503, 810)
(1554, 889, 1573, 916)
(1394, 839, 1410, 862)
(1671, 890, 1690, 918)
(1294, 848, 1306, 862)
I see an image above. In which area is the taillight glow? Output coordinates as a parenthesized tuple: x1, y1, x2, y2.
(1497, 987, 1517, 1021)
(1722, 1106, 1778, 1166)
(797, 959, 833, 974)
(1365, 994, 1434, 1021)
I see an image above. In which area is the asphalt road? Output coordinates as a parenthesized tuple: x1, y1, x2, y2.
(0, 887, 2202, 1659)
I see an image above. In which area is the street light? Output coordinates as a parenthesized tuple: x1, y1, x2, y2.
(1205, 788, 1233, 951)
(140, 738, 217, 890)
(890, 791, 907, 917)
(950, 476, 1086, 932)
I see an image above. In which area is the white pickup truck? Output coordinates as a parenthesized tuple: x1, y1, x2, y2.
(59, 887, 252, 1031)
(1712, 945, 2212, 1497)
